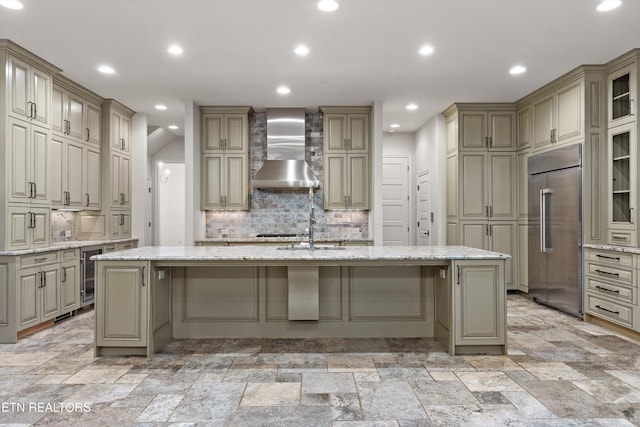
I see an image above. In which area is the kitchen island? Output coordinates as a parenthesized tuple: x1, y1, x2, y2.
(93, 245, 509, 357)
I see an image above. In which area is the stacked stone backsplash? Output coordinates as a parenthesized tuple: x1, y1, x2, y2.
(205, 111, 369, 239)
(50, 211, 76, 242)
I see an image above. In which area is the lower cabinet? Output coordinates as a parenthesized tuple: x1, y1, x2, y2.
(96, 262, 149, 352)
(453, 260, 506, 348)
(60, 254, 80, 313)
(17, 263, 61, 330)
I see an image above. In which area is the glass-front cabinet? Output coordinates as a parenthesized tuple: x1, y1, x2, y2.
(608, 122, 637, 246)
(608, 62, 637, 128)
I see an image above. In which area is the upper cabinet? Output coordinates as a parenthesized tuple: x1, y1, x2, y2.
(322, 107, 370, 153)
(530, 78, 584, 152)
(111, 110, 131, 153)
(458, 110, 516, 151)
(200, 106, 252, 211)
(608, 62, 637, 128)
(321, 106, 371, 210)
(6, 54, 54, 128)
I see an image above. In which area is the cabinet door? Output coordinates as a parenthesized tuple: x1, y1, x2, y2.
(224, 114, 248, 152)
(17, 267, 39, 329)
(453, 261, 505, 346)
(608, 63, 637, 128)
(110, 214, 122, 239)
(608, 122, 636, 235)
(517, 106, 532, 150)
(31, 125, 50, 204)
(40, 266, 61, 321)
(324, 155, 347, 209)
(7, 118, 31, 202)
(121, 155, 131, 208)
(324, 114, 347, 152)
(65, 141, 84, 208)
(488, 153, 516, 220)
(120, 213, 131, 238)
(532, 94, 554, 150)
(84, 147, 102, 210)
(488, 112, 515, 150)
(96, 263, 149, 348)
(51, 85, 65, 134)
(202, 114, 224, 152)
(224, 154, 248, 209)
(446, 154, 458, 220)
(86, 101, 101, 145)
(446, 115, 458, 154)
(31, 208, 50, 248)
(460, 153, 487, 219)
(489, 223, 516, 289)
(459, 111, 487, 150)
(120, 115, 131, 153)
(348, 155, 369, 209)
(517, 222, 528, 292)
(347, 113, 370, 152)
(517, 151, 529, 220)
(50, 135, 64, 206)
(61, 261, 80, 312)
(111, 153, 122, 207)
(111, 112, 122, 150)
(6, 208, 29, 250)
(7, 55, 31, 120)
(460, 222, 488, 250)
(202, 155, 223, 209)
(556, 80, 582, 144)
(66, 92, 86, 142)
(31, 67, 51, 127)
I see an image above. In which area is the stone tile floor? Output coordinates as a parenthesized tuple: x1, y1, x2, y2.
(2, 294, 640, 426)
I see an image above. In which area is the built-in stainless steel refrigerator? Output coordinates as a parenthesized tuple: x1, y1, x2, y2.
(528, 144, 582, 318)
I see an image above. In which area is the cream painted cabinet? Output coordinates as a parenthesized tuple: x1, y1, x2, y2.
(110, 212, 131, 239)
(459, 152, 516, 221)
(85, 101, 101, 146)
(84, 146, 101, 210)
(201, 154, 248, 210)
(96, 262, 149, 350)
(60, 259, 80, 313)
(322, 108, 370, 153)
(50, 136, 101, 210)
(516, 150, 530, 220)
(17, 263, 61, 330)
(7, 54, 52, 127)
(453, 260, 506, 347)
(608, 62, 637, 128)
(111, 110, 131, 153)
(517, 222, 528, 292)
(7, 117, 50, 205)
(52, 85, 85, 142)
(458, 111, 515, 151)
(6, 207, 50, 251)
(201, 108, 250, 153)
(517, 106, 532, 150)
(200, 106, 252, 211)
(460, 221, 516, 289)
(111, 152, 130, 209)
(532, 78, 583, 152)
(321, 107, 371, 210)
(607, 122, 637, 246)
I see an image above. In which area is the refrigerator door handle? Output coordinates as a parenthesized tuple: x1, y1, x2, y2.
(540, 188, 552, 253)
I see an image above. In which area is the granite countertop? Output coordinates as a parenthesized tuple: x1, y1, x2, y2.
(196, 236, 373, 244)
(584, 243, 640, 255)
(0, 238, 139, 256)
(93, 245, 510, 262)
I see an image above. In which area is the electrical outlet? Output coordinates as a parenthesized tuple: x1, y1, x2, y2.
(439, 268, 447, 279)
(65, 230, 72, 237)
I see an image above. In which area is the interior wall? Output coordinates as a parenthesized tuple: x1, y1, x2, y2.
(383, 132, 416, 244)
(185, 101, 204, 244)
(131, 113, 149, 246)
(414, 114, 446, 245)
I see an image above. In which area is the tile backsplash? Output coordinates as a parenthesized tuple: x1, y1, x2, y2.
(50, 211, 76, 242)
(205, 111, 369, 239)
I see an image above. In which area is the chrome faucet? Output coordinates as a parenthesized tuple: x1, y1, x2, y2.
(308, 187, 316, 250)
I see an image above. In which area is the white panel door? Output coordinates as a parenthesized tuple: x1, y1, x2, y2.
(418, 170, 432, 246)
(382, 156, 410, 245)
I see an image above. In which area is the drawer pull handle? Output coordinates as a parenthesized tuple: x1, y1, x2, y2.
(596, 254, 621, 261)
(611, 236, 627, 241)
(595, 269, 620, 277)
(34, 257, 47, 263)
(595, 285, 620, 294)
(595, 305, 620, 316)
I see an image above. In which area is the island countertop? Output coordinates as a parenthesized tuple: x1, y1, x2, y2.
(93, 245, 510, 263)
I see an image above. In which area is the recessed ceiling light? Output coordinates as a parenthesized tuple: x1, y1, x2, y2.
(596, 0, 622, 11)
(294, 45, 310, 56)
(155, 104, 168, 110)
(509, 65, 527, 75)
(0, 0, 24, 9)
(277, 86, 291, 95)
(390, 123, 400, 128)
(167, 44, 183, 56)
(406, 103, 418, 111)
(97, 65, 115, 74)
(419, 45, 434, 56)
(168, 125, 179, 130)
(317, 0, 339, 12)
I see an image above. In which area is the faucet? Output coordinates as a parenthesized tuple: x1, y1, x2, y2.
(308, 187, 316, 250)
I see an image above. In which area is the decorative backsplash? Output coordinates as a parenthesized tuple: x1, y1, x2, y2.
(50, 211, 77, 242)
(205, 111, 369, 239)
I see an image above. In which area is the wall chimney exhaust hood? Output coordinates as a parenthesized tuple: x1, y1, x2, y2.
(252, 108, 320, 189)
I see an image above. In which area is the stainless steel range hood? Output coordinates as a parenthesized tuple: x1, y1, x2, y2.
(252, 108, 320, 189)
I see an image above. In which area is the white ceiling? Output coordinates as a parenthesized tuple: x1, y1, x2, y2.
(1, 0, 639, 137)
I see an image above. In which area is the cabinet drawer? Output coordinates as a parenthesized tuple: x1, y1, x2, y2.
(61, 248, 80, 261)
(585, 277, 634, 305)
(20, 251, 59, 268)
(586, 249, 635, 268)
(586, 294, 633, 328)
(116, 241, 136, 251)
(585, 261, 634, 285)
(608, 230, 636, 247)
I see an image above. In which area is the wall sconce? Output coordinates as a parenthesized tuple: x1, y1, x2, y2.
(160, 168, 170, 184)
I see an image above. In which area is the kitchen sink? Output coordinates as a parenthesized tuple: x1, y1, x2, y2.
(277, 244, 346, 251)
